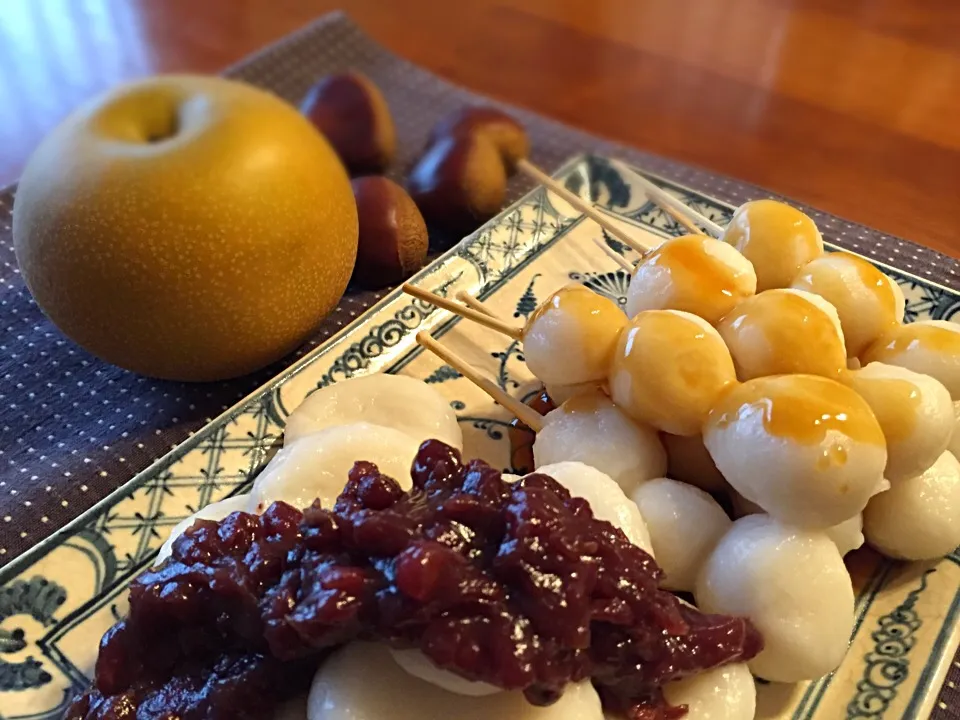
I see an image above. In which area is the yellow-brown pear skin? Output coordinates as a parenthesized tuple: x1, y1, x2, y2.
(13, 75, 359, 382)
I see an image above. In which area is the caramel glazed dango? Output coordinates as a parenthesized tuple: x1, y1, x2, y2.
(471, 196, 960, 687)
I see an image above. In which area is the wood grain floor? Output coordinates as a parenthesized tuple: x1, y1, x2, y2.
(1, 0, 957, 256)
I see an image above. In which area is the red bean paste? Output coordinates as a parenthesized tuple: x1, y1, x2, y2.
(65, 440, 761, 720)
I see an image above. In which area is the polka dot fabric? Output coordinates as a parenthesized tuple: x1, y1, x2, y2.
(0, 16, 958, 711)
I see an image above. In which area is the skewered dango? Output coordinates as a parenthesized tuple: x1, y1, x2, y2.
(703, 374, 888, 528)
(863, 450, 960, 561)
(522, 284, 628, 386)
(861, 319, 960, 398)
(846, 362, 953, 482)
(631, 478, 731, 592)
(535, 461, 654, 556)
(609, 310, 737, 436)
(625, 234, 757, 324)
(791, 252, 905, 357)
(716, 288, 847, 381)
(533, 390, 666, 495)
(721, 199, 824, 291)
(695, 514, 855, 683)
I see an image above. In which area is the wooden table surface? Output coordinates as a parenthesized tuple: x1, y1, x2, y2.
(1, 0, 958, 258)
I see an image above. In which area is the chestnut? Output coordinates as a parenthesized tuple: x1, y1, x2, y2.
(301, 71, 396, 175)
(351, 176, 428, 289)
(426, 106, 529, 173)
(406, 133, 507, 238)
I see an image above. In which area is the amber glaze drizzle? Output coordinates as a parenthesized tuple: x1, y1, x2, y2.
(641, 235, 750, 321)
(709, 375, 886, 452)
(612, 310, 737, 433)
(717, 289, 847, 380)
(723, 200, 822, 291)
(847, 375, 921, 444)
(523, 284, 627, 348)
(863, 321, 960, 363)
(792, 253, 899, 357)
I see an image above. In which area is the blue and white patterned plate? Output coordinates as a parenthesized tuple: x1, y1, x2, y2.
(1, 155, 957, 720)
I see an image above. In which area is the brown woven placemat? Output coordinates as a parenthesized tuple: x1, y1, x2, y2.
(0, 11, 957, 715)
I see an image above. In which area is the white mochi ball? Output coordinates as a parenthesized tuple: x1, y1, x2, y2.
(535, 461, 653, 556)
(948, 400, 960, 458)
(695, 514, 855, 683)
(863, 450, 960, 561)
(847, 362, 953, 482)
(631, 478, 731, 591)
(155, 493, 252, 564)
(522, 285, 628, 386)
(534, 390, 667, 495)
(625, 234, 756, 324)
(662, 662, 756, 720)
(861, 320, 960, 398)
(704, 374, 888, 528)
(390, 648, 500, 697)
(251, 423, 420, 512)
(284, 373, 462, 450)
(307, 643, 604, 720)
(824, 514, 865, 557)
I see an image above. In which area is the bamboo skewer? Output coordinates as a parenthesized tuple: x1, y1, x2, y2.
(516, 159, 656, 255)
(416, 332, 544, 432)
(610, 160, 725, 237)
(455, 291, 500, 319)
(593, 238, 635, 272)
(403, 283, 523, 340)
(664, 205, 706, 236)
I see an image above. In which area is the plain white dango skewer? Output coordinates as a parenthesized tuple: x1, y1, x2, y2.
(703, 374, 888, 528)
(630, 478, 731, 592)
(625, 235, 757, 324)
(609, 309, 738, 436)
(846, 362, 953, 482)
(716, 288, 848, 381)
(695, 514, 855, 683)
(250, 423, 422, 512)
(155, 493, 252, 565)
(863, 450, 960, 561)
(284, 374, 463, 450)
(791, 252, 906, 358)
(535, 461, 654, 556)
(308, 642, 605, 720)
(533, 390, 667, 495)
(860, 320, 960, 399)
(406, 283, 628, 387)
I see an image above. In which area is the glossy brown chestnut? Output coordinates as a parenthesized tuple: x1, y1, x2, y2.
(351, 176, 428, 289)
(301, 71, 396, 175)
(427, 106, 529, 174)
(406, 133, 507, 238)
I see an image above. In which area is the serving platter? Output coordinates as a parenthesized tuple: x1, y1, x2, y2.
(1, 154, 957, 720)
